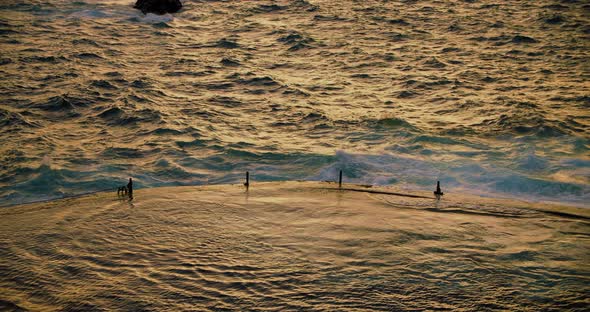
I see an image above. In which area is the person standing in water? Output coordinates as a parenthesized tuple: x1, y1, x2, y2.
(127, 178, 133, 199)
(434, 181, 443, 200)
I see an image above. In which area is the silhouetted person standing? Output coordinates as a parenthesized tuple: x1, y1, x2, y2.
(127, 178, 133, 199)
(434, 180, 443, 200)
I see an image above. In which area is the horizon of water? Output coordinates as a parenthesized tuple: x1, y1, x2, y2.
(0, 0, 589, 207)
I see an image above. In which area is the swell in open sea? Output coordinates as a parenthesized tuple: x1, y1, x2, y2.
(0, 0, 589, 206)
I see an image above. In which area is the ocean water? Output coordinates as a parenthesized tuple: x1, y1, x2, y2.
(1, 182, 589, 311)
(0, 0, 589, 206)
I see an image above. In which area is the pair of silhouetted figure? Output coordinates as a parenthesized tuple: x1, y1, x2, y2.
(117, 178, 133, 199)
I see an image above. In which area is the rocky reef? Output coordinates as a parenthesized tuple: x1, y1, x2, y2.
(134, 0, 182, 15)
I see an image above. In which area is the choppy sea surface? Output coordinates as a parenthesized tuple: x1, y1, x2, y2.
(0, 0, 589, 206)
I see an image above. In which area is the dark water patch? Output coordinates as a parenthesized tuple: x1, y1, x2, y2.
(271, 121, 296, 127)
(469, 34, 511, 43)
(90, 80, 117, 90)
(0, 299, 27, 312)
(314, 14, 348, 22)
(227, 142, 257, 150)
(176, 139, 212, 149)
(2, 38, 20, 44)
(307, 84, 344, 91)
(21, 47, 46, 52)
(549, 95, 590, 107)
(498, 250, 540, 262)
(153, 30, 175, 37)
(197, 82, 235, 90)
(413, 77, 454, 89)
(350, 73, 373, 79)
(350, 61, 389, 69)
(250, 4, 286, 13)
(174, 58, 199, 65)
(542, 4, 569, 10)
(423, 57, 447, 68)
(292, 0, 319, 11)
(524, 51, 547, 60)
(298, 112, 332, 127)
(511, 35, 538, 44)
(71, 38, 99, 46)
(146, 128, 184, 136)
(96, 106, 162, 126)
(481, 76, 497, 83)
(397, 90, 417, 98)
(446, 60, 463, 66)
(442, 47, 461, 53)
(103, 72, 121, 78)
(237, 76, 280, 87)
(383, 53, 397, 61)
(544, 15, 566, 24)
(479, 3, 500, 9)
(28, 95, 88, 113)
(74, 52, 103, 59)
(372, 117, 418, 131)
(20, 55, 66, 64)
(447, 22, 463, 31)
(208, 96, 242, 108)
(506, 49, 524, 55)
(216, 38, 239, 49)
(387, 32, 409, 41)
(36, 74, 62, 82)
(244, 89, 267, 95)
(131, 79, 152, 89)
(0, 57, 13, 66)
(475, 113, 570, 138)
(0, 28, 18, 35)
(220, 57, 240, 66)
(165, 70, 215, 77)
(277, 32, 315, 51)
(505, 100, 538, 109)
(388, 19, 410, 26)
(288, 40, 314, 51)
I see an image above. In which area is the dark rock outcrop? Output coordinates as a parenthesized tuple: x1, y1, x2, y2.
(134, 0, 182, 15)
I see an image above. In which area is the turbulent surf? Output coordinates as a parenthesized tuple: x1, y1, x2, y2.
(0, 0, 589, 206)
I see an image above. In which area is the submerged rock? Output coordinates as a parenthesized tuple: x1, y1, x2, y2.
(134, 0, 182, 15)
